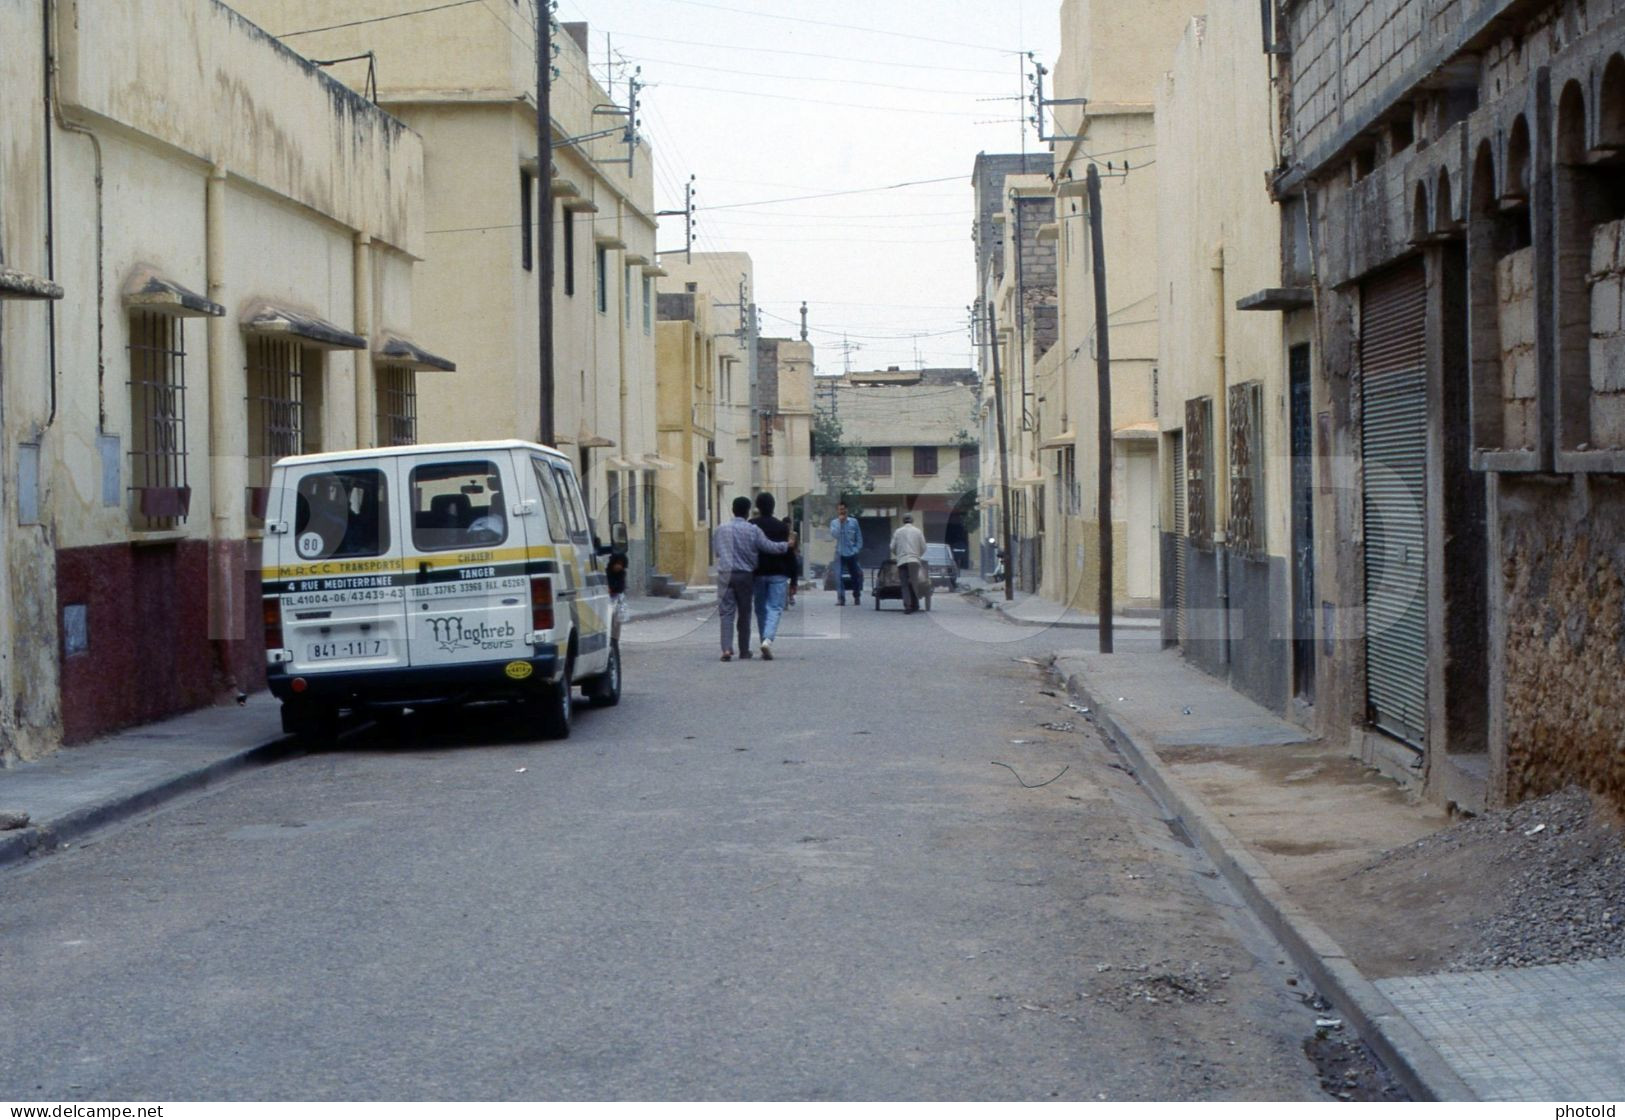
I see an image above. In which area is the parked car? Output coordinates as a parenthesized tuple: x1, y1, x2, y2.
(923, 542, 959, 589)
(261, 439, 625, 744)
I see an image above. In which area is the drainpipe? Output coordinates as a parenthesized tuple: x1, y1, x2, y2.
(353, 232, 373, 448)
(46, 0, 107, 431)
(206, 163, 239, 649)
(1211, 243, 1232, 665)
(41, 0, 58, 428)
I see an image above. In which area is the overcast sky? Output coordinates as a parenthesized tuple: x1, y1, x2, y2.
(557, 0, 1062, 374)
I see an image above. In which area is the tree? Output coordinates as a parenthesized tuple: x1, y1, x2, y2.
(948, 426, 981, 538)
(811, 407, 874, 506)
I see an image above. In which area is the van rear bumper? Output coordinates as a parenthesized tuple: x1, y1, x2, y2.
(268, 646, 562, 709)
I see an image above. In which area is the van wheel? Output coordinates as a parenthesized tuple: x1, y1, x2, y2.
(536, 662, 573, 740)
(584, 642, 621, 707)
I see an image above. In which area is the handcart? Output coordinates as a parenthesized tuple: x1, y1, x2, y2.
(871, 559, 931, 611)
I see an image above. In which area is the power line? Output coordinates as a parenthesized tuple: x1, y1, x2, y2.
(598, 54, 1006, 97)
(702, 175, 965, 213)
(656, 0, 1022, 54)
(653, 80, 996, 118)
(580, 28, 1010, 74)
(276, 0, 483, 38)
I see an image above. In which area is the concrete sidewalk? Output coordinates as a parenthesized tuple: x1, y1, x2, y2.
(1053, 646, 1625, 1102)
(0, 598, 710, 871)
(973, 586, 1162, 631)
(0, 694, 293, 870)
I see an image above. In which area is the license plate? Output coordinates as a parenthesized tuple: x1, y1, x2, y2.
(307, 639, 387, 660)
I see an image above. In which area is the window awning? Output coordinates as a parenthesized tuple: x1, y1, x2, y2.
(1, 266, 63, 301)
(624, 252, 650, 267)
(1039, 430, 1077, 450)
(562, 197, 600, 214)
(593, 233, 627, 250)
(639, 453, 677, 470)
(375, 333, 456, 372)
(1112, 421, 1160, 442)
(1011, 473, 1046, 487)
(550, 176, 582, 200)
(122, 268, 221, 317)
(605, 456, 639, 470)
(564, 426, 615, 449)
(642, 263, 669, 277)
(241, 302, 365, 350)
(1237, 287, 1314, 312)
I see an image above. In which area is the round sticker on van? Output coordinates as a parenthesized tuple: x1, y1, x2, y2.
(504, 660, 533, 680)
(297, 532, 326, 558)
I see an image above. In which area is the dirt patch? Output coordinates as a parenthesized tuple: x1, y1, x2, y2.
(1299, 786, 1625, 977)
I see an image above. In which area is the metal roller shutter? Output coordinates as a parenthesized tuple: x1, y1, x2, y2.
(1360, 262, 1428, 747)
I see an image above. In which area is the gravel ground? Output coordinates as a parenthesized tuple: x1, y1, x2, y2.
(1371, 786, 1625, 970)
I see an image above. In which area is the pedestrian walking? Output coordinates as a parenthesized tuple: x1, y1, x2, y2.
(750, 492, 794, 660)
(890, 514, 929, 613)
(829, 501, 864, 605)
(713, 495, 794, 661)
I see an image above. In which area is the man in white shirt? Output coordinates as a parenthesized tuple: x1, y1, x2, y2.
(890, 514, 928, 614)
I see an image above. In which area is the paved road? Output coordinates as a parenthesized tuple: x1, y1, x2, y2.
(1, 592, 1329, 1100)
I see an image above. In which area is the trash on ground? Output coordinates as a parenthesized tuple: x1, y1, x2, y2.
(515, 767, 528, 774)
(1524, 823, 1546, 837)
(1316, 1018, 1344, 1031)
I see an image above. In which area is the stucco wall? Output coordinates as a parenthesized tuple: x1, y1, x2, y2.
(1497, 475, 1625, 809)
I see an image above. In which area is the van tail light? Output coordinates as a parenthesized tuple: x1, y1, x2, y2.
(530, 577, 555, 632)
(263, 596, 284, 651)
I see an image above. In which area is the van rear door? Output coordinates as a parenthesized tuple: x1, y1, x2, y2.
(400, 451, 532, 669)
(269, 461, 409, 675)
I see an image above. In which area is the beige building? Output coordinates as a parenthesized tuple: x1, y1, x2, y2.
(1033, 0, 1206, 613)
(1155, 8, 1316, 718)
(658, 253, 755, 549)
(228, 5, 663, 584)
(653, 284, 722, 588)
(811, 369, 980, 572)
(1, 0, 430, 758)
(656, 253, 818, 580)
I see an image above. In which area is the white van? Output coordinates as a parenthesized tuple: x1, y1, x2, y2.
(261, 440, 623, 743)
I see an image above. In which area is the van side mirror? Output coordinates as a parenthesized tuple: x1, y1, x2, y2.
(610, 520, 629, 554)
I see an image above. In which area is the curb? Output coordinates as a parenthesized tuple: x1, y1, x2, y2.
(624, 597, 713, 623)
(1057, 660, 1477, 1103)
(0, 736, 299, 872)
(977, 592, 1163, 632)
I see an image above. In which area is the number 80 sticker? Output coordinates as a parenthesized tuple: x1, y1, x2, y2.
(297, 531, 326, 558)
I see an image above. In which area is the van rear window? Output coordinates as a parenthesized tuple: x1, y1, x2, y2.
(294, 470, 390, 559)
(411, 460, 509, 551)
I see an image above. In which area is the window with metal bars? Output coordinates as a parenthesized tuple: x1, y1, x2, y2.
(1185, 396, 1215, 548)
(520, 168, 534, 272)
(914, 445, 938, 476)
(375, 364, 417, 447)
(127, 311, 191, 529)
(1227, 380, 1266, 558)
(246, 337, 321, 524)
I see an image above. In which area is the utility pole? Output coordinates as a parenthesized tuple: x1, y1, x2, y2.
(536, 0, 555, 446)
(656, 177, 697, 262)
(987, 301, 1015, 602)
(799, 301, 808, 341)
(1087, 163, 1114, 652)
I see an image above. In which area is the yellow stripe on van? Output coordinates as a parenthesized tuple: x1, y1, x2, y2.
(264, 544, 559, 582)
